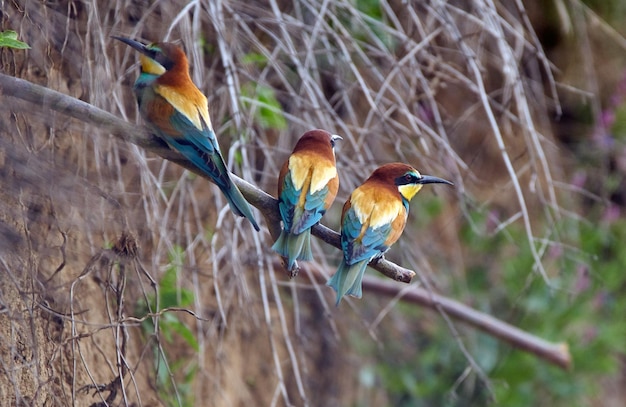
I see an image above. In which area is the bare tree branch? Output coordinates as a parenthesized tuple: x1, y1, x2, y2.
(0, 73, 413, 282)
(0, 72, 571, 369)
(362, 277, 571, 370)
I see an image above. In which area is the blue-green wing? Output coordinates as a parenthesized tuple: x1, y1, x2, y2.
(341, 206, 391, 265)
(278, 172, 299, 232)
(278, 171, 329, 235)
(165, 110, 231, 191)
(159, 109, 259, 230)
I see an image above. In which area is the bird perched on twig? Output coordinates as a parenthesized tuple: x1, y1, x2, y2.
(273, 129, 341, 276)
(328, 163, 453, 305)
(113, 36, 259, 231)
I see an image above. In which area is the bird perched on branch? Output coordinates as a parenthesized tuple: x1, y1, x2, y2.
(113, 36, 260, 231)
(273, 130, 342, 275)
(328, 163, 453, 305)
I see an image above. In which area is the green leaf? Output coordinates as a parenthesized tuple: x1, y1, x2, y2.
(240, 52, 268, 67)
(241, 83, 287, 130)
(167, 319, 199, 351)
(0, 30, 30, 49)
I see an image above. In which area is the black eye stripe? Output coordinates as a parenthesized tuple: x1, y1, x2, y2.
(395, 172, 418, 186)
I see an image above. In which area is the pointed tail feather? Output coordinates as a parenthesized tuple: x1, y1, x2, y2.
(299, 231, 313, 262)
(219, 179, 260, 231)
(327, 259, 368, 305)
(272, 230, 296, 270)
(271, 230, 289, 257)
(271, 229, 312, 271)
(160, 133, 260, 231)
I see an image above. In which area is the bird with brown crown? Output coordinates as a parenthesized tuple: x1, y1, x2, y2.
(273, 130, 342, 275)
(113, 37, 259, 231)
(327, 163, 453, 305)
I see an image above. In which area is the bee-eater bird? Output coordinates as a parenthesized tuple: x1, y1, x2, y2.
(113, 36, 260, 231)
(273, 130, 342, 273)
(327, 163, 453, 305)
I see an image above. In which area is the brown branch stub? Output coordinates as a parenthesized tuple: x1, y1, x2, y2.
(112, 232, 139, 258)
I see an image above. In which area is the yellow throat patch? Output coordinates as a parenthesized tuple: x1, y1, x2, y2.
(139, 54, 166, 76)
(398, 183, 422, 201)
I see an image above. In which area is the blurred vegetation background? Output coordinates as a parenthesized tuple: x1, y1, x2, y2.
(1, 0, 625, 406)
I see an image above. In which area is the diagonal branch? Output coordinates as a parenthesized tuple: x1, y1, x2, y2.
(0, 73, 414, 283)
(0, 73, 571, 369)
(361, 277, 571, 369)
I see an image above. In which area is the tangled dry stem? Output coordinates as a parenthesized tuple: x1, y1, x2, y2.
(0, 73, 571, 371)
(1, 1, 589, 404)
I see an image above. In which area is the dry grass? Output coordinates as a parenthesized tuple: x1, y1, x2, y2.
(1, 0, 616, 405)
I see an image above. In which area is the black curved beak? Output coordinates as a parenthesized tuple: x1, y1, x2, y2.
(112, 36, 150, 56)
(417, 175, 454, 186)
(330, 134, 343, 147)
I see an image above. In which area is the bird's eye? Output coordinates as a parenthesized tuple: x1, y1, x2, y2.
(405, 173, 414, 182)
(154, 53, 175, 70)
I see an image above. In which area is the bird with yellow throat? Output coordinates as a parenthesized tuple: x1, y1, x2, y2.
(328, 163, 453, 305)
(114, 37, 259, 231)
